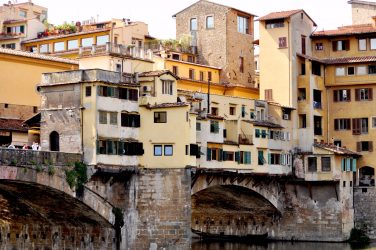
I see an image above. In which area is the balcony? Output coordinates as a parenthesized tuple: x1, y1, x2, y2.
(238, 134, 253, 145)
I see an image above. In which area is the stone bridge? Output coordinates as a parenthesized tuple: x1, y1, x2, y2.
(0, 148, 115, 249)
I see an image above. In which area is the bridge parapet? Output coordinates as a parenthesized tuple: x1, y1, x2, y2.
(0, 147, 82, 166)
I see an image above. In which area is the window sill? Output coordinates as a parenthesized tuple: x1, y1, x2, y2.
(278, 46, 288, 49)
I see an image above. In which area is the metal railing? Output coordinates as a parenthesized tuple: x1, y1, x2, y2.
(0, 147, 82, 166)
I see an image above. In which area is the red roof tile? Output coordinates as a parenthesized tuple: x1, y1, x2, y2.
(207, 114, 224, 120)
(0, 119, 28, 132)
(257, 9, 317, 26)
(312, 24, 376, 37)
(323, 55, 376, 64)
(145, 102, 189, 109)
(314, 142, 360, 156)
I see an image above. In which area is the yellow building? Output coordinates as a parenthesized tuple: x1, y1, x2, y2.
(21, 19, 151, 59)
(0, 47, 77, 147)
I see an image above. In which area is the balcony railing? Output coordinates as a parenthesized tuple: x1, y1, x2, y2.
(0, 148, 82, 166)
(313, 101, 322, 109)
(239, 134, 253, 145)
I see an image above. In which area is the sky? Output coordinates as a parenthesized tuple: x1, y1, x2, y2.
(3, 0, 356, 39)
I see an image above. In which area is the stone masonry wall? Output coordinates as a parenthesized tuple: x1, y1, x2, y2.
(354, 186, 376, 239)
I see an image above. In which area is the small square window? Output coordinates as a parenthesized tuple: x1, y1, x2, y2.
(85, 86, 92, 97)
(154, 112, 167, 123)
(279, 37, 287, 48)
(206, 16, 214, 29)
(164, 145, 173, 156)
(154, 145, 162, 156)
(196, 122, 201, 131)
(347, 67, 355, 75)
(229, 106, 236, 115)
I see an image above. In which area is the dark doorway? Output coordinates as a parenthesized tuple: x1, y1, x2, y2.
(50, 131, 59, 151)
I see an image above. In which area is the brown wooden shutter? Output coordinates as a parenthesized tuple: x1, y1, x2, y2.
(346, 119, 351, 130)
(345, 40, 350, 51)
(355, 89, 360, 101)
(369, 88, 373, 100)
(333, 90, 338, 102)
(332, 41, 337, 51)
(334, 119, 338, 130)
(369, 141, 373, 152)
(357, 142, 362, 152)
(347, 89, 351, 101)
(353, 118, 361, 135)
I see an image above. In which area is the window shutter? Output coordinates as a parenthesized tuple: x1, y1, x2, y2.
(268, 153, 271, 164)
(355, 89, 360, 101)
(352, 159, 357, 172)
(369, 88, 373, 100)
(357, 142, 362, 152)
(333, 90, 338, 102)
(255, 129, 260, 138)
(190, 144, 198, 156)
(136, 115, 141, 127)
(346, 158, 351, 171)
(369, 141, 373, 152)
(222, 151, 227, 161)
(346, 119, 351, 130)
(219, 149, 223, 161)
(235, 151, 240, 163)
(345, 40, 350, 51)
(347, 89, 351, 101)
(332, 41, 337, 51)
(353, 119, 361, 135)
(334, 119, 338, 130)
(207, 148, 211, 161)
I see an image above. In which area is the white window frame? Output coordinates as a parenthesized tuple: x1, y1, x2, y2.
(335, 67, 345, 76)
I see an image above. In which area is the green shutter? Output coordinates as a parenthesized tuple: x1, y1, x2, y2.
(207, 148, 211, 161)
(341, 158, 345, 171)
(352, 158, 357, 172)
(255, 129, 260, 138)
(258, 151, 264, 165)
(223, 151, 227, 161)
(245, 152, 251, 164)
(219, 149, 223, 161)
(235, 151, 240, 163)
(346, 158, 351, 171)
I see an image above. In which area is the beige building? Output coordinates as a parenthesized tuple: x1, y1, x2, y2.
(0, 1, 47, 50)
(348, 0, 376, 25)
(174, 0, 257, 88)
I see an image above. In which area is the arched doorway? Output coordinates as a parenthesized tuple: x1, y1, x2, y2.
(49, 131, 59, 151)
(359, 166, 375, 186)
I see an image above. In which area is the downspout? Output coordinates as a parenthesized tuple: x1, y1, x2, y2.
(287, 19, 291, 107)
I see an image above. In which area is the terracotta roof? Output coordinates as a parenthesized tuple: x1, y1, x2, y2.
(323, 55, 376, 64)
(245, 120, 284, 129)
(348, 0, 376, 6)
(296, 53, 324, 63)
(0, 118, 28, 132)
(0, 48, 78, 65)
(312, 24, 376, 37)
(3, 19, 27, 24)
(314, 142, 361, 156)
(207, 114, 224, 120)
(138, 70, 178, 79)
(145, 102, 189, 109)
(166, 58, 222, 70)
(172, 0, 257, 18)
(257, 9, 317, 26)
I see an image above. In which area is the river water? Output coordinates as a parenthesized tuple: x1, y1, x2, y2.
(192, 240, 376, 250)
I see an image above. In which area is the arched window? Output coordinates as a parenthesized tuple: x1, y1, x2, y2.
(50, 131, 60, 152)
(359, 166, 375, 186)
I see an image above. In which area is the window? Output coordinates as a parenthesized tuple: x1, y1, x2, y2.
(308, 157, 317, 172)
(357, 141, 373, 152)
(348, 67, 355, 75)
(372, 117, 376, 128)
(282, 109, 291, 120)
(99, 111, 107, 124)
(187, 55, 194, 63)
(190, 18, 197, 31)
(258, 150, 265, 165)
(154, 112, 167, 123)
(109, 112, 117, 125)
(315, 43, 323, 51)
(54, 42, 65, 52)
(189, 69, 195, 80)
(164, 145, 173, 156)
(334, 119, 351, 130)
(121, 113, 140, 127)
(172, 54, 180, 60)
(154, 145, 162, 156)
(206, 16, 214, 29)
(162, 80, 173, 95)
(301, 63, 306, 75)
(196, 122, 201, 131)
(206, 147, 222, 161)
(67, 40, 78, 50)
(85, 86, 91, 97)
(98, 141, 143, 156)
(264, 89, 273, 101)
(237, 16, 249, 34)
(333, 89, 351, 102)
(116, 64, 122, 72)
(314, 116, 322, 135)
(229, 106, 236, 115)
(19, 10, 27, 18)
(355, 88, 373, 101)
(261, 130, 267, 138)
(352, 118, 368, 135)
(299, 114, 307, 128)
(332, 40, 350, 51)
(278, 37, 287, 48)
(334, 140, 342, 147)
(199, 71, 204, 81)
(39, 44, 49, 53)
(369, 65, 376, 74)
(298, 88, 306, 101)
(265, 19, 284, 29)
(312, 61, 321, 76)
(210, 120, 219, 133)
(357, 66, 367, 75)
(301, 35, 306, 55)
(223, 151, 235, 161)
(96, 35, 109, 45)
(269, 153, 281, 165)
(172, 66, 178, 76)
(33, 106, 38, 113)
(239, 56, 244, 73)
(321, 157, 331, 172)
(359, 39, 367, 51)
(371, 38, 376, 50)
(241, 105, 246, 117)
(335, 67, 345, 76)
(211, 107, 218, 115)
(208, 72, 212, 81)
(82, 37, 93, 47)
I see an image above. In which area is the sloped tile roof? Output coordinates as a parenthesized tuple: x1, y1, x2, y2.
(0, 118, 28, 132)
(0, 48, 78, 64)
(323, 55, 376, 64)
(145, 102, 189, 109)
(314, 142, 361, 156)
(257, 9, 317, 26)
(312, 24, 376, 37)
(244, 120, 284, 129)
